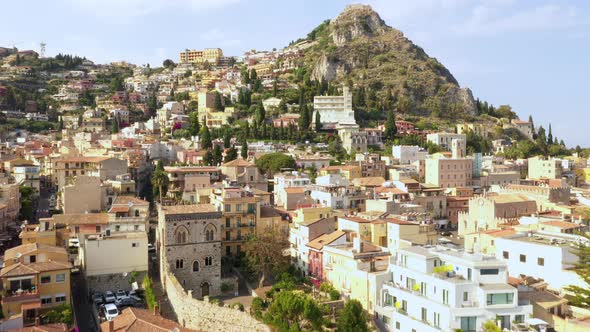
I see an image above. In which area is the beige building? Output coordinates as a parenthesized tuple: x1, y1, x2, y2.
(426, 133, 467, 154)
(456, 123, 489, 137)
(157, 204, 223, 298)
(425, 157, 473, 188)
(220, 159, 267, 191)
(210, 187, 261, 257)
(458, 194, 537, 236)
(179, 48, 223, 64)
(528, 156, 562, 180)
(52, 156, 128, 189)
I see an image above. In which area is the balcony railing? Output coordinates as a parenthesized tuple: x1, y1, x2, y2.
(2, 289, 39, 303)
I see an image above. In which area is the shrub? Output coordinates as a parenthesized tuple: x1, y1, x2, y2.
(329, 289, 340, 301)
(143, 275, 157, 310)
(220, 282, 234, 293)
(433, 264, 454, 274)
(233, 303, 245, 311)
(251, 297, 265, 320)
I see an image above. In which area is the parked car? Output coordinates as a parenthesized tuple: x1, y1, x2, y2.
(115, 297, 136, 308)
(116, 289, 128, 300)
(104, 303, 119, 321)
(104, 291, 116, 303)
(439, 231, 452, 237)
(147, 243, 156, 254)
(68, 238, 80, 248)
(92, 293, 104, 306)
(128, 290, 142, 302)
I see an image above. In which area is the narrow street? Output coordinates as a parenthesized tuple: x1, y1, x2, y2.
(71, 273, 99, 332)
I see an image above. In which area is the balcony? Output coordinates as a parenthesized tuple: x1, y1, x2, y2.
(2, 289, 40, 303)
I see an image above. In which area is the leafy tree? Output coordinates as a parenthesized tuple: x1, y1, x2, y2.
(565, 232, 590, 308)
(224, 146, 238, 163)
(213, 145, 223, 166)
(383, 109, 397, 140)
(213, 92, 224, 111)
(162, 59, 175, 69)
(151, 160, 169, 202)
(200, 123, 212, 149)
(337, 300, 369, 332)
(19, 186, 35, 221)
(255, 153, 296, 177)
(264, 291, 323, 332)
(188, 112, 200, 136)
(482, 320, 501, 332)
(41, 304, 72, 325)
(109, 76, 124, 92)
(244, 229, 290, 288)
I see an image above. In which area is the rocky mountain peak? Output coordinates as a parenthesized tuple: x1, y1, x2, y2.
(331, 4, 388, 46)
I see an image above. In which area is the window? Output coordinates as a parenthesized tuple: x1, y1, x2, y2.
(236, 204, 242, 212)
(134, 210, 139, 217)
(226, 231, 231, 241)
(480, 268, 499, 275)
(205, 256, 212, 266)
(134, 225, 139, 231)
(224, 204, 231, 212)
(30, 255, 36, 263)
(132, 242, 139, 247)
(515, 315, 525, 323)
(401, 300, 407, 313)
(225, 218, 231, 227)
(463, 292, 469, 302)
(503, 251, 509, 259)
(115, 225, 120, 231)
(175, 259, 184, 269)
(433, 312, 440, 327)
(226, 246, 231, 256)
(442, 289, 449, 305)
(175, 227, 188, 244)
(55, 295, 66, 303)
(520, 254, 526, 263)
(41, 275, 51, 284)
(421, 307, 427, 321)
(55, 273, 65, 283)
(461, 317, 477, 332)
(395, 321, 400, 329)
(384, 294, 393, 306)
(41, 297, 52, 305)
(538, 257, 544, 266)
(192, 261, 199, 272)
(487, 293, 514, 305)
(96, 225, 101, 233)
(467, 268, 472, 281)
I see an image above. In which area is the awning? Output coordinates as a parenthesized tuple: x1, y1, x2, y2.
(21, 300, 41, 311)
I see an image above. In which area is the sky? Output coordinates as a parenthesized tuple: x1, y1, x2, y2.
(2, 0, 589, 147)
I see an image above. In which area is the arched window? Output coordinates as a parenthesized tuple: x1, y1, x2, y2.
(175, 259, 184, 269)
(192, 261, 199, 272)
(134, 210, 140, 217)
(175, 226, 188, 244)
(205, 256, 212, 266)
(204, 224, 216, 242)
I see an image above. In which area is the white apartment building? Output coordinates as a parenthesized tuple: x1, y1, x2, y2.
(427, 133, 467, 154)
(494, 231, 589, 291)
(375, 246, 532, 332)
(392, 145, 428, 164)
(312, 87, 356, 130)
(274, 171, 311, 209)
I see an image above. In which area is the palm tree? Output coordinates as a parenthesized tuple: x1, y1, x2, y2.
(151, 161, 169, 203)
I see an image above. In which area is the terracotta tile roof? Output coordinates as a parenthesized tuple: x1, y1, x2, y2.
(12, 323, 68, 332)
(383, 218, 416, 225)
(0, 261, 71, 277)
(481, 228, 516, 238)
(101, 307, 199, 332)
(221, 158, 254, 167)
(352, 177, 385, 187)
(542, 221, 581, 229)
(306, 230, 346, 250)
(4, 243, 67, 261)
(300, 217, 334, 227)
(112, 196, 149, 206)
(109, 206, 130, 213)
(260, 206, 281, 218)
(58, 156, 112, 163)
(160, 204, 216, 214)
(51, 213, 109, 225)
(284, 187, 306, 194)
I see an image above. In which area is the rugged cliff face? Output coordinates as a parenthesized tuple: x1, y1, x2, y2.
(304, 4, 476, 115)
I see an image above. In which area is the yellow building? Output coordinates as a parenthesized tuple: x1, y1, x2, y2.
(179, 48, 223, 64)
(528, 156, 562, 180)
(323, 237, 390, 313)
(320, 165, 362, 181)
(456, 123, 489, 137)
(206, 107, 236, 128)
(210, 187, 261, 257)
(0, 243, 71, 325)
(291, 206, 334, 224)
(249, 63, 273, 77)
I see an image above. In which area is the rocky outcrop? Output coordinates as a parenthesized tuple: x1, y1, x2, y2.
(304, 4, 477, 115)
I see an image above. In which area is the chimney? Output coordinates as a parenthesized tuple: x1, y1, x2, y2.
(107, 320, 114, 332)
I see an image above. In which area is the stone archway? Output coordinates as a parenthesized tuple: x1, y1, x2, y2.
(201, 281, 210, 297)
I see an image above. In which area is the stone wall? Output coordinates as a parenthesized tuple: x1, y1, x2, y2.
(161, 262, 269, 332)
(87, 271, 147, 294)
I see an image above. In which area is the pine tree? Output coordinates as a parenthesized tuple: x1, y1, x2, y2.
(111, 118, 119, 134)
(298, 104, 310, 132)
(272, 79, 278, 97)
(203, 150, 214, 166)
(384, 109, 397, 140)
(255, 101, 265, 125)
(250, 69, 258, 81)
(213, 145, 222, 166)
(188, 112, 200, 136)
(200, 124, 212, 149)
(223, 130, 231, 149)
(241, 139, 249, 160)
(213, 92, 224, 111)
(315, 111, 322, 132)
(547, 124, 553, 145)
(224, 146, 238, 163)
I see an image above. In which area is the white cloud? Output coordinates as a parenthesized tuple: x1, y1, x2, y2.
(65, 0, 239, 19)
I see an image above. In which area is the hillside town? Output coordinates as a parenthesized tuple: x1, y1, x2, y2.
(1, 4, 590, 332)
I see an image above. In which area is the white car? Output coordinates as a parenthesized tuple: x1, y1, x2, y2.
(115, 289, 128, 300)
(104, 303, 119, 321)
(128, 290, 142, 302)
(104, 291, 116, 303)
(68, 238, 80, 248)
